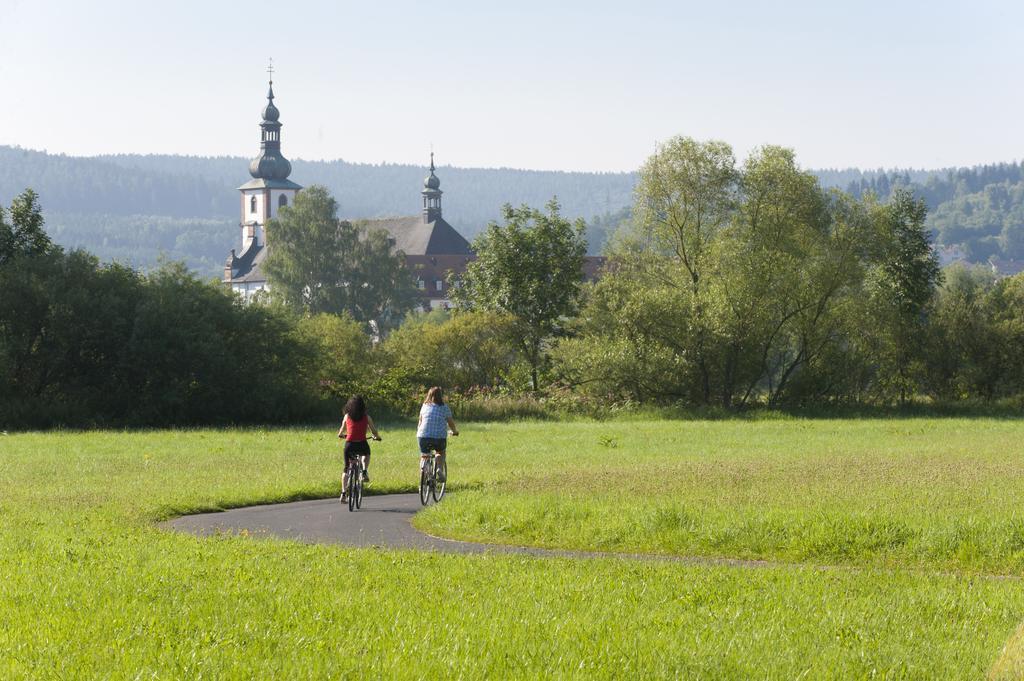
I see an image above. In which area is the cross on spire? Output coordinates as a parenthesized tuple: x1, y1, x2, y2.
(267, 58, 274, 84)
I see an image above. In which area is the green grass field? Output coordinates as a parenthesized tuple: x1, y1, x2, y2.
(419, 418, 1024, 574)
(2, 419, 1024, 678)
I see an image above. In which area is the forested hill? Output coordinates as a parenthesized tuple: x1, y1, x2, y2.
(842, 163, 1024, 263)
(0, 146, 636, 275)
(2, 145, 1023, 276)
(95, 153, 636, 226)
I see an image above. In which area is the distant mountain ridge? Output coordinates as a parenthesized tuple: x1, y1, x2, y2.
(0, 146, 636, 275)
(0, 147, 635, 225)
(841, 162, 1024, 265)
(1, 146, 1022, 277)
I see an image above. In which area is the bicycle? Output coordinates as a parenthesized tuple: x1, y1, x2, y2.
(419, 433, 453, 505)
(342, 436, 379, 512)
(343, 455, 364, 511)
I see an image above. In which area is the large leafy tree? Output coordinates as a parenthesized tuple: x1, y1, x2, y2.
(631, 137, 738, 402)
(347, 225, 419, 326)
(722, 147, 866, 406)
(451, 200, 586, 391)
(863, 188, 943, 402)
(555, 139, 872, 407)
(0, 189, 54, 265)
(263, 185, 415, 323)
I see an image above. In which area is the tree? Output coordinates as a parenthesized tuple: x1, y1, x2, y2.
(121, 261, 309, 425)
(1000, 219, 1024, 260)
(988, 274, 1024, 395)
(0, 249, 142, 424)
(716, 146, 862, 407)
(632, 136, 738, 403)
(0, 189, 54, 265)
(554, 141, 877, 408)
(925, 264, 1001, 399)
(864, 189, 943, 402)
(347, 224, 419, 327)
(263, 185, 415, 323)
(550, 272, 691, 402)
(451, 200, 586, 391)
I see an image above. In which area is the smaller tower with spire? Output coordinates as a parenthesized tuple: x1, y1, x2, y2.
(422, 152, 443, 223)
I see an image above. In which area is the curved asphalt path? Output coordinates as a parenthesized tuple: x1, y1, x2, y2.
(163, 493, 775, 567)
(166, 494, 494, 554)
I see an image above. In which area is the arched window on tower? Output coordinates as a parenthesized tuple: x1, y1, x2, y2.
(250, 196, 257, 214)
(279, 194, 288, 209)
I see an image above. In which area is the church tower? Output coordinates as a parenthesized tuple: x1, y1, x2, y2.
(237, 67, 302, 252)
(223, 66, 302, 299)
(422, 152, 443, 223)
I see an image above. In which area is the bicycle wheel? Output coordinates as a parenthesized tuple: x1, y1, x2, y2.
(432, 458, 446, 502)
(355, 465, 364, 510)
(347, 467, 356, 512)
(419, 461, 431, 506)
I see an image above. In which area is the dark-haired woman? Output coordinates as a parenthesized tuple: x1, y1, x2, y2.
(416, 386, 459, 481)
(337, 395, 381, 502)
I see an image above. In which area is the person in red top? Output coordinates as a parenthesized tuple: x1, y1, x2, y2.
(337, 395, 380, 502)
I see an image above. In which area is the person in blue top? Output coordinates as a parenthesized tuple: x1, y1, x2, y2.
(417, 386, 459, 481)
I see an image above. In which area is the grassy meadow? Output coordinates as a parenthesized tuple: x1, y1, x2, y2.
(419, 418, 1024, 573)
(2, 418, 1024, 678)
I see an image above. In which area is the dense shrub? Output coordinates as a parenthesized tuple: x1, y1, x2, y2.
(382, 310, 521, 390)
(0, 254, 310, 428)
(290, 312, 373, 405)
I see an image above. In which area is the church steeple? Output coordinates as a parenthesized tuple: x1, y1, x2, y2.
(249, 61, 292, 181)
(233, 63, 302, 259)
(422, 152, 443, 223)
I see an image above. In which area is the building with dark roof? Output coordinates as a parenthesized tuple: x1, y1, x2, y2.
(359, 154, 475, 310)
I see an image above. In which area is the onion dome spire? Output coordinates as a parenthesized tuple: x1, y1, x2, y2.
(249, 60, 292, 181)
(424, 152, 441, 190)
(262, 81, 280, 122)
(422, 151, 443, 222)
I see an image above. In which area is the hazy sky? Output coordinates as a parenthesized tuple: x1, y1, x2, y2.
(1, 0, 1021, 172)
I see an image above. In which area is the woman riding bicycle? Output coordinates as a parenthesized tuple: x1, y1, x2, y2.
(417, 386, 458, 481)
(338, 395, 380, 502)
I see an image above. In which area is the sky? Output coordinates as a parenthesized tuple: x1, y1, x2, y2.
(1, 0, 1021, 173)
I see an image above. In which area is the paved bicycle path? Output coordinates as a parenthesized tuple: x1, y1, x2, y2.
(163, 493, 772, 567)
